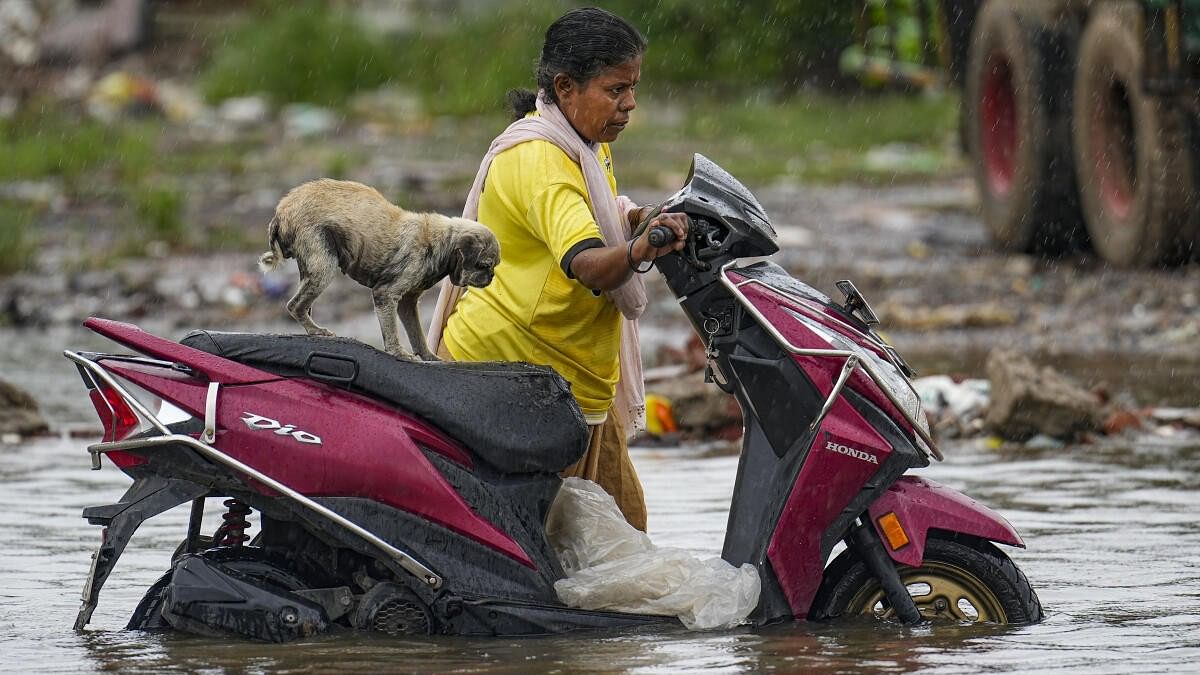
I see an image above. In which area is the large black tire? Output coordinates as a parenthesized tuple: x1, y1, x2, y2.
(1072, 3, 1197, 267)
(965, 0, 1084, 254)
(810, 532, 1044, 625)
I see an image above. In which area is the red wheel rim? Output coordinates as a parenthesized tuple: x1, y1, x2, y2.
(1091, 78, 1135, 219)
(980, 52, 1017, 196)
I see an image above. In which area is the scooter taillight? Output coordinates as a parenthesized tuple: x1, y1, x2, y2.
(89, 384, 139, 442)
(87, 384, 148, 469)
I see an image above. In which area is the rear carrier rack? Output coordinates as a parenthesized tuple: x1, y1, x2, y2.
(64, 349, 443, 589)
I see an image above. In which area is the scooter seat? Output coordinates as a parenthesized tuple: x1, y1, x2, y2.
(180, 330, 589, 474)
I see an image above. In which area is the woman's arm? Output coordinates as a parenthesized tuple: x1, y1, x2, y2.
(569, 212, 689, 291)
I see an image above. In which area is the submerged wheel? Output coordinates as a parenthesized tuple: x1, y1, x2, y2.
(810, 533, 1044, 625)
(127, 547, 312, 631)
(1072, 3, 1196, 266)
(965, 0, 1083, 254)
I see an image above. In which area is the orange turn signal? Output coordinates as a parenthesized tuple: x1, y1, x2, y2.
(877, 512, 910, 551)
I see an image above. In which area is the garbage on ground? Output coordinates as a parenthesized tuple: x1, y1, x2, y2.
(1150, 408, 1200, 429)
(0, 377, 48, 438)
(0, 0, 44, 65)
(218, 96, 270, 128)
(641, 337, 1199, 449)
(984, 350, 1103, 441)
(86, 72, 206, 123)
(643, 393, 678, 437)
(546, 478, 760, 630)
(282, 104, 339, 139)
(913, 375, 989, 438)
(877, 301, 1017, 330)
(1101, 408, 1145, 436)
(86, 71, 157, 120)
(643, 369, 741, 442)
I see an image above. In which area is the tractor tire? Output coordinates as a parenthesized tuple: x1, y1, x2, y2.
(1072, 2, 1197, 267)
(965, 0, 1084, 254)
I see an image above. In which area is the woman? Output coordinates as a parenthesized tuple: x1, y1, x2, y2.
(427, 7, 688, 531)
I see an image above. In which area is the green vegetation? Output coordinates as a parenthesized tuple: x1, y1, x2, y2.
(197, 0, 858, 115)
(0, 205, 38, 275)
(201, 2, 400, 107)
(0, 107, 153, 184)
(619, 92, 960, 186)
(203, 222, 262, 252)
(393, 2, 566, 116)
(322, 149, 367, 179)
(131, 185, 187, 246)
(607, 0, 853, 88)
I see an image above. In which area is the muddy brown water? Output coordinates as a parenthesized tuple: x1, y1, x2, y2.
(2, 324, 1200, 673)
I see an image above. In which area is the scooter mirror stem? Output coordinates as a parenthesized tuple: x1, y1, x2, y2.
(848, 519, 923, 624)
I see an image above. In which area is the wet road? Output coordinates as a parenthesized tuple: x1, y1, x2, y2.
(2, 416, 1198, 673)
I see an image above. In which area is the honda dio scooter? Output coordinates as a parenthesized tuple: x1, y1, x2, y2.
(66, 155, 1042, 641)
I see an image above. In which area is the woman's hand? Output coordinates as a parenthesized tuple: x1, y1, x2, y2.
(569, 212, 689, 291)
(628, 212, 689, 267)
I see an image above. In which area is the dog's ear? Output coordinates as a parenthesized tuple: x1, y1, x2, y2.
(449, 248, 466, 286)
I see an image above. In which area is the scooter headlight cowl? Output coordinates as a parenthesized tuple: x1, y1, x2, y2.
(784, 308, 931, 441)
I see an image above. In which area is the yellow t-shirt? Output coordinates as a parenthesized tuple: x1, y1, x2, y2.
(443, 139, 622, 422)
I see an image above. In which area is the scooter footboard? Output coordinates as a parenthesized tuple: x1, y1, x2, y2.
(867, 476, 1024, 568)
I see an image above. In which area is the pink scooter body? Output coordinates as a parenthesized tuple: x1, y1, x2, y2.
(728, 271, 1024, 618)
(84, 317, 532, 566)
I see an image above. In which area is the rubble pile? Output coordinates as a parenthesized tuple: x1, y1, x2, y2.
(983, 350, 1104, 440)
(0, 377, 48, 440)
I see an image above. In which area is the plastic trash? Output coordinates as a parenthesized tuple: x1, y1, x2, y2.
(913, 375, 990, 437)
(546, 478, 760, 630)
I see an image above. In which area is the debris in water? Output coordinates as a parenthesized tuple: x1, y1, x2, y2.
(985, 350, 1103, 441)
(0, 377, 48, 437)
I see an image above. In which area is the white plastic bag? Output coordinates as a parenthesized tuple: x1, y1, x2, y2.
(546, 478, 760, 630)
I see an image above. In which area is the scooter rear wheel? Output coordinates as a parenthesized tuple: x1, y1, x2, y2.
(810, 532, 1043, 625)
(127, 546, 312, 631)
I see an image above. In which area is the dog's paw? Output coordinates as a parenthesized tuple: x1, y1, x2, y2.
(418, 352, 441, 362)
(310, 328, 336, 337)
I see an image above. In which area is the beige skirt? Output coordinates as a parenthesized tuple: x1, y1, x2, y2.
(561, 406, 647, 532)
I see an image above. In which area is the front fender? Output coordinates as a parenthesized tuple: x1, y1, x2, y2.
(867, 476, 1024, 568)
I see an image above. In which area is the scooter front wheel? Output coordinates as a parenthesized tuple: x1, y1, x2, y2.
(810, 532, 1043, 625)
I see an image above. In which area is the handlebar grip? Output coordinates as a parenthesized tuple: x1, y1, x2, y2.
(647, 224, 677, 248)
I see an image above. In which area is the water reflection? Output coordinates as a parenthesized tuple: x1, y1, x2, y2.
(2, 429, 1199, 673)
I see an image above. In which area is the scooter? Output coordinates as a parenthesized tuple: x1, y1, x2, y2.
(66, 155, 1042, 641)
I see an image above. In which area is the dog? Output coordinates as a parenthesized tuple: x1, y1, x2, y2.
(258, 179, 499, 360)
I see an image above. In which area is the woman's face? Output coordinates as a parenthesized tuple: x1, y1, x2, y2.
(555, 56, 642, 144)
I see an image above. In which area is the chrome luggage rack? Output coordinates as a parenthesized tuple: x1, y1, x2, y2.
(63, 349, 444, 588)
(715, 265, 943, 462)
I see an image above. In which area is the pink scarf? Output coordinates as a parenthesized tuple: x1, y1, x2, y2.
(426, 94, 647, 433)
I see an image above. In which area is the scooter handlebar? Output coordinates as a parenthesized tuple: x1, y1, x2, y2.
(647, 224, 677, 248)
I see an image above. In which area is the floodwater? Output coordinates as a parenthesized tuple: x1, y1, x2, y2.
(2, 329, 1199, 673)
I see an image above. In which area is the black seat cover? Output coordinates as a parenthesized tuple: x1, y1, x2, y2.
(181, 331, 589, 474)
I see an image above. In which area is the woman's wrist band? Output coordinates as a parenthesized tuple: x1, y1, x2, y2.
(627, 238, 653, 274)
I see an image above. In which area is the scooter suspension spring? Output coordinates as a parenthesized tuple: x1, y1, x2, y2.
(217, 498, 252, 546)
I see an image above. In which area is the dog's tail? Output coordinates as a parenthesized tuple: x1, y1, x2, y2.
(257, 214, 286, 273)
